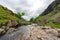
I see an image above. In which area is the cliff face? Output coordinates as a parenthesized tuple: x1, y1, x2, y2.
(34, 0, 60, 28)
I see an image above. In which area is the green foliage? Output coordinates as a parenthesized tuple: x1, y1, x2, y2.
(29, 18, 35, 22)
(17, 12, 24, 17)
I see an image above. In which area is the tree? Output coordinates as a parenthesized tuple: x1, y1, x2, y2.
(17, 12, 25, 18)
(29, 18, 35, 22)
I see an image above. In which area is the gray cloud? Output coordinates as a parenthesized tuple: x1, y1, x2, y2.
(0, 0, 55, 20)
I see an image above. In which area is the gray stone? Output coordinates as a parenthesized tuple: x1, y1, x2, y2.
(0, 24, 60, 40)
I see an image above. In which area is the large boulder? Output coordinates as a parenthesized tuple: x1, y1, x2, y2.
(2, 20, 19, 27)
(0, 28, 6, 35)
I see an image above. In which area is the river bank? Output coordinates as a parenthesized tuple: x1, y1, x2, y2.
(0, 24, 60, 40)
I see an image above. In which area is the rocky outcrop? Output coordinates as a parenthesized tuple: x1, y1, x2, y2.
(53, 17, 60, 23)
(0, 28, 6, 35)
(0, 20, 19, 35)
(2, 20, 19, 27)
(0, 24, 60, 40)
(41, 0, 60, 15)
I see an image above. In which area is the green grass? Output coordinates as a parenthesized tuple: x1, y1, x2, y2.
(34, 3, 60, 28)
(0, 5, 30, 24)
(46, 22, 60, 28)
(35, 12, 60, 28)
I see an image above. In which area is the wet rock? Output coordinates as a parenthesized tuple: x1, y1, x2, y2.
(2, 26, 9, 30)
(6, 28, 16, 34)
(7, 20, 18, 27)
(0, 28, 6, 35)
(41, 26, 51, 30)
(57, 29, 60, 38)
(2, 20, 19, 28)
(0, 24, 60, 40)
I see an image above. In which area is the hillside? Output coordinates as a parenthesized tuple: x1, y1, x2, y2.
(33, 0, 60, 28)
(0, 5, 31, 35)
(0, 5, 30, 24)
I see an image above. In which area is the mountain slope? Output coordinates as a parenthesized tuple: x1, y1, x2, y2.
(0, 5, 30, 24)
(34, 0, 60, 28)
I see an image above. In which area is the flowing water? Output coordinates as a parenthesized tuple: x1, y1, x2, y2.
(0, 25, 33, 40)
(0, 24, 60, 40)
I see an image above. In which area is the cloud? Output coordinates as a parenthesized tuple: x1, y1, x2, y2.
(0, 0, 55, 20)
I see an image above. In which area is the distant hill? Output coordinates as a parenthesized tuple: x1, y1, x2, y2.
(33, 0, 60, 28)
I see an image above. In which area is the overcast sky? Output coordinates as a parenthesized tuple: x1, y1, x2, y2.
(0, 0, 54, 20)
